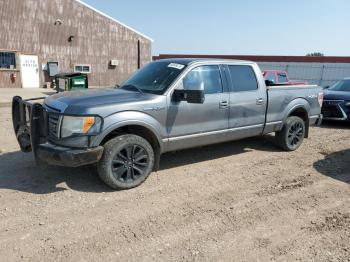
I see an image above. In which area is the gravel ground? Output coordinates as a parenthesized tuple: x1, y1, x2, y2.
(0, 106, 349, 262)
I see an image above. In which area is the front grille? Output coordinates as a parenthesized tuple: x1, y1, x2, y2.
(322, 100, 346, 119)
(48, 113, 60, 139)
(323, 100, 344, 106)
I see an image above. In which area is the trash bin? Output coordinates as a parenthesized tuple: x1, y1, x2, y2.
(55, 73, 88, 92)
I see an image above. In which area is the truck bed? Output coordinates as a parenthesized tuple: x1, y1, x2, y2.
(265, 84, 323, 131)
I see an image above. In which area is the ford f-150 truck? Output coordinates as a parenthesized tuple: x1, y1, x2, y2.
(12, 59, 323, 190)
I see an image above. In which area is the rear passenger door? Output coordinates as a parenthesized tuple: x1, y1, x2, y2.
(226, 65, 267, 136)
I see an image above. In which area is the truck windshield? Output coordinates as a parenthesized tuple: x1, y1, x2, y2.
(328, 80, 350, 92)
(120, 61, 187, 95)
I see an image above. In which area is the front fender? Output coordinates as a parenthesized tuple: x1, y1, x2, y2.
(92, 111, 166, 150)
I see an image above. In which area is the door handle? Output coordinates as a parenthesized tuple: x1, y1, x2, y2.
(256, 98, 264, 105)
(219, 101, 229, 109)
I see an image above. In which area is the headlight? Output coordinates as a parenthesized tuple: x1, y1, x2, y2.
(61, 116, 102, 138)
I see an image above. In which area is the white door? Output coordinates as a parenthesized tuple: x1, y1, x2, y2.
(20, 55, 40, 88)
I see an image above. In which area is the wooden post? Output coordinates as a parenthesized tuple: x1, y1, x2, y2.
(137, 40, 141, 69)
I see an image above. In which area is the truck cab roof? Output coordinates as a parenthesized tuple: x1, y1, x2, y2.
(154, 58, 255, 66)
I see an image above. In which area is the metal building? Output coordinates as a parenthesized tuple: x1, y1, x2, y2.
(258, 62, 350, 87)
(0, 0, 153, 89)
(154, 54, 350, 87)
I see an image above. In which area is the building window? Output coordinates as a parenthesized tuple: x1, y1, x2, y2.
(0, 52, 16, 69)
(74, 64, 91, 74)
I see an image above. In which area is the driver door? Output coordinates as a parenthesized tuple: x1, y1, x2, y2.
(166, 65, 229, 151)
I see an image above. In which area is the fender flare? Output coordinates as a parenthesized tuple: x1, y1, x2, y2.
(93, 119, 165, 151)
(284, 104, 309, 122)
(282, 100, 311, 138)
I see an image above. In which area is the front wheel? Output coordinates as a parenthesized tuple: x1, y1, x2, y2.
(275, 116, 306, 151)
(97, 134, 155, 190)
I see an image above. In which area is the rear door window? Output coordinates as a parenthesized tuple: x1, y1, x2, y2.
(228, 65, 258, 92)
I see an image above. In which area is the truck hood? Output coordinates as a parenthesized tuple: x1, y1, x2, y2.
(44, 88, 159, 116)
(324, 89, 350, 101)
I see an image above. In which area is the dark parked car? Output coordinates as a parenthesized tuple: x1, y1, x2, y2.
(322, 78, 350, 121)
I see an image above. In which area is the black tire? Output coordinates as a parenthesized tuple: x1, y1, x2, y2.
(97, 134, 154, 190)
(275, 116, 306, 151)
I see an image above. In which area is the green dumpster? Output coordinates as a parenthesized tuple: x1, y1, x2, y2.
(55, 73, 88, 92)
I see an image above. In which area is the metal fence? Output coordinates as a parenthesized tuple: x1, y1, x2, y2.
(258, 62, 350, 87)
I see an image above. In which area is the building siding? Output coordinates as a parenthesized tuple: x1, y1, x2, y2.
(259, 62, 350, 87)
(0, 0, 152, 88)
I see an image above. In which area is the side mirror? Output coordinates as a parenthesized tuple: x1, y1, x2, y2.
(183, 82, 205, 104)
(173, 82, 205, 104)
(323, 85, 329, 89)
(173, 87, 205, 104)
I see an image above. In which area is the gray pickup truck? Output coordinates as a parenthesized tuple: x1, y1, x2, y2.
(12, 59, 323, 190)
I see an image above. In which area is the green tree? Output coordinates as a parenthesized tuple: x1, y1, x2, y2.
(306, 52, 325, 57)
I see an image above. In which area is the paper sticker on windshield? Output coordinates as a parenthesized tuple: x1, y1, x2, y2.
(168, 63, 185, 70)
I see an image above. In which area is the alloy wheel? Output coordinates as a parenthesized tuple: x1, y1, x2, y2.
(287, 122, 304, 148)
(111, 145, 149, 183)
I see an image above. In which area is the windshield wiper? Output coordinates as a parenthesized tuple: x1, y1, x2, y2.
(120, 84, 144, 94)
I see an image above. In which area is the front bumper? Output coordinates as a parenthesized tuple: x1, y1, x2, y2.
(322, 100, 350, 121)
(37, 143, 103, 167)
(12, 96, 104, 167)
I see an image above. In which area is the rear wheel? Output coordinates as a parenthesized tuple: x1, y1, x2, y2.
(97, 134, 154, 190)
(275, 116, 305, 151)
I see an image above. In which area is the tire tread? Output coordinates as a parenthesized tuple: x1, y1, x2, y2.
(97, 134, 154, 190)
(275, 116, 305, 151)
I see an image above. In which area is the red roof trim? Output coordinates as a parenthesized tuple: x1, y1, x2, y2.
(153, 54, 350, 63)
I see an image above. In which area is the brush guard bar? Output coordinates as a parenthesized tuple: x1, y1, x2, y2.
(12, 96, 48, 161)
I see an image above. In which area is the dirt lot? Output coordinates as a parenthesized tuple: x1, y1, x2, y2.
(0, 106, 349, 262)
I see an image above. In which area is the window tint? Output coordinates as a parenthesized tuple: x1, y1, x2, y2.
(278, 73, 288, 83)
(265, 73, 276, 83)
(183, 65, 223, 94)
(228, 65, 258, 92)
(329, 80, 350, 92)
(0, 52, 16, 69)
(124, 61, 187, 95)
